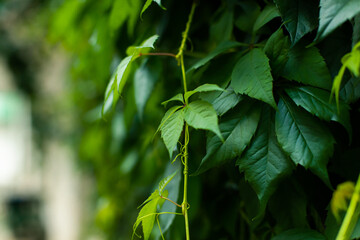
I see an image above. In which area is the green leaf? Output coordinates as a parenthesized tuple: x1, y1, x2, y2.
(161, 93, 184, 106)
(184, 100, 223, 141)
(325, 206, 360, 240)
(285, 86, 351, 137)
(126, 35, 159, 57)
(134, 58, 162, 118)
(188, 41, 243, 72)
(116, 56, 133, 94)
(110, 0, 140, 35)
(274, 0, 318, 45)
(331, 43, 360, 107)
(158, 171, 177, 194)
(272, 229, 326, 240)
(102, 73, 119, 116)
(275, 95, 334, 186)
(343, 42, 360, 77)
(316, 0, 360, 42)
(353, 15, 360, 47)
(264, 28, 290, 76)
(194, 99, 260, 175)
(104, 35, 159, 115)
(140, 0, 153, 18)
(109, 0, 130, 31)
(210, 6, 234, 44)
(133, 190, 161, 240)
(154, 161, 181, 238)
(235, 0, 261, 33)
(281, 45, 332, 90)
(269, 180, 309, 230)
(253, 4, 280, 33)
(185, 84, 224, 101)
(238, 106, 293, 212)
(231, 48, 276, 108)
(340, 77, 360, 104)
(159, 106, 185, 158)
(210, 87, 243, 116)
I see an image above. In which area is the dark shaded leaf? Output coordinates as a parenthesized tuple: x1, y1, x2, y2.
(253, 4, 280, 33)
(194, 99, 260, 175)
(231, 48, 276, 108)
(285, 86, 351, 136)
(210, 88, 243, 116)
(264, 28, 290, 76)
(340, 77, 360, 103)
(281, 45, 332, 90)
(275, 96, 334, 186)
(269, 180, 309, 231)
(274, 0, 318, 45)
(238, 106, 293, 212)
(272, 229, 326, 240)
(188, 41, 243, 72)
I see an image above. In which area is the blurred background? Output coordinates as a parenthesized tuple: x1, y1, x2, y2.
(0, 0, 96, 239)
(0, 0, 192, 239)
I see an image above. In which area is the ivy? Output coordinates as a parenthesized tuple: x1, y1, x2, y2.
(47, 0, 360, 239)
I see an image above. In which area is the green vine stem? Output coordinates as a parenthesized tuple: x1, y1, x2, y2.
(176, 2, 196, 240)
(336, 174, 360, 240)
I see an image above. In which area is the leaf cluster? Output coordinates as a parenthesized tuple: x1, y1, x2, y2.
(49, 0, 360, 239)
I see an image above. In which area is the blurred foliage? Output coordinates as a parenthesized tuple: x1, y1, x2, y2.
(1, 0, 360, 239)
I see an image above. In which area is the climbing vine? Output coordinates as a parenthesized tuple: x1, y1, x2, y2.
(49, 0, 360, 239)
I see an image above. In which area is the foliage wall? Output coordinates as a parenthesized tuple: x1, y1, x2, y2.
(48, 0, 360, 239)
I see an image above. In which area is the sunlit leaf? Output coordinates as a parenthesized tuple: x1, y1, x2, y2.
(161, 93, 184, 106)
(102, 73, 119, 116)
(133, 190, 161, 240)
(185, 84, 224, 101)
(126, 35, 159, 57)
(110, 0, 141, 35)
(154, 161, 181, 238)
(140, 0, 166, 17)
(184, 100, 223, 141)
(116, 56, 133, 94)
(331, 181, 355, 221)
(159, 107, 185, 158)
